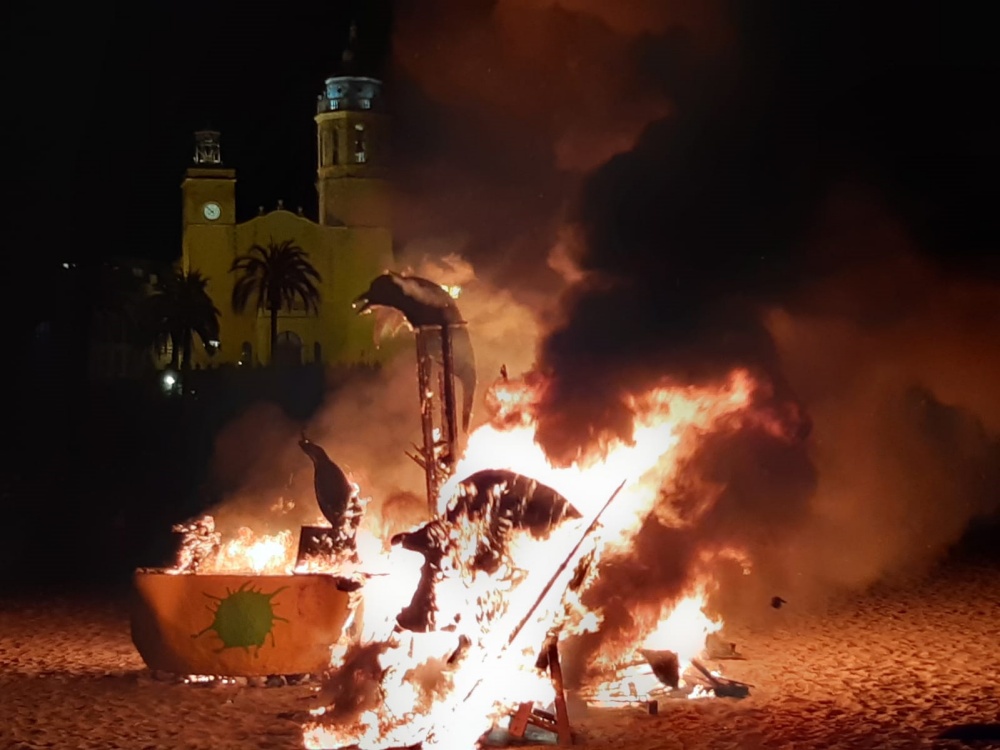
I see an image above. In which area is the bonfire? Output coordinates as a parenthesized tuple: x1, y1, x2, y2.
(301, 367, 763, 748)
(130, 270, 798, 749)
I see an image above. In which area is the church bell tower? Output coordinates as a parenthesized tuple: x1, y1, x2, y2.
(315, 23, 390, 229)
(180, 129, 240, 365)
(182, 129, 236, 227)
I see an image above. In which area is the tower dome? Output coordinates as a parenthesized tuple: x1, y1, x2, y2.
(316, 23, 383, 114)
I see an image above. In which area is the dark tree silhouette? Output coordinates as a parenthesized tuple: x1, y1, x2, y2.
(230, 239, 321, 364)
(143, 270, 220, 374)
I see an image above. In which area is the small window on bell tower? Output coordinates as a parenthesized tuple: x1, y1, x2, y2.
(354, 123, 366, 164)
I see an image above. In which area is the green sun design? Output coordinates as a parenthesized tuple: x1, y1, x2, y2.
(192, 581, 289, 653)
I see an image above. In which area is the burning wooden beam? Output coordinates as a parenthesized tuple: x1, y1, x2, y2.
(505, 480, 627, 650)
(690, 658, 753, 698)
(414, 326, 439, 512)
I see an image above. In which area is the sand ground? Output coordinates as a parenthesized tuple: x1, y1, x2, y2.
(2, 562, 999, 750)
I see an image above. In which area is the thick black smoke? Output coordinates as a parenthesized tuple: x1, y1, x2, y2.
(535, 0, 995, 457)
(533, 0, 1000, 640)
(386, 5, 999, 650)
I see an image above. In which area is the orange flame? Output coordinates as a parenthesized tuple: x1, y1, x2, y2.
(585, 586, 723, 705)
(168, 521, 297, 576)
(305, 368, 760, 748)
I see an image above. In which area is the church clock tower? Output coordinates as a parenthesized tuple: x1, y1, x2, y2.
(180, 129, 242, 364)
(182, 130, 236, 227)
(315, 24, 390, 228)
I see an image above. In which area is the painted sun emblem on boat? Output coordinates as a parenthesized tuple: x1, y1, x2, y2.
(192, 581, 289, 653)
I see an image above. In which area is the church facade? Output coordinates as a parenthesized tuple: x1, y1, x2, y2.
(180, 72, 393, 370)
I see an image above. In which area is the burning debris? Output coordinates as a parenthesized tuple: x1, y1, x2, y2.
(170, 515, 221, 573)
(390, 469, 584, 634)
(303, 366, 763, 748)
(640, 649, 680, 689)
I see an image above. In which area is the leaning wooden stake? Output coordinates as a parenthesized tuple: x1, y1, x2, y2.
(414, 328, 438, 514)
(547, 640, 573, 745)
(506, 479, 628, 649)
(461, 479, 629, 705)
(425, 480, 629, 749)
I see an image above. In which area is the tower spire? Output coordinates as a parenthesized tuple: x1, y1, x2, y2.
(341, 21, 358, 74)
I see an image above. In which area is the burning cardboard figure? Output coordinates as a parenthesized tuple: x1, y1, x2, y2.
(298, 436, 366, 566)
(354, 272, 478, 509)
(391, 469, 584, 634)
(354, 271, 477, 431)
(307, 469, 601, 748)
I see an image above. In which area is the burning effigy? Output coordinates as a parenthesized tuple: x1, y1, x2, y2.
(130, 269, 786, 747)
(298, 270, 772, 746)
(300, 361, 763, 748)
(354, 271, 478, 507)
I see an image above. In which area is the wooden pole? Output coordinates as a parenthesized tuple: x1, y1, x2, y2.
(439, 323, 459, 473)
(414, 328, 437, 514)
(461, 479, 629, 704)
(547, 640, 573, 746)
(506, 479, 627, 648)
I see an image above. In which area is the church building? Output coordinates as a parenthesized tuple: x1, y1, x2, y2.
(180, 43, 393, 370)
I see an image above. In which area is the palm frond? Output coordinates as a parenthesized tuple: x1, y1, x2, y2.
(141, 269, 220, 367)
(229, 237, 323, 316)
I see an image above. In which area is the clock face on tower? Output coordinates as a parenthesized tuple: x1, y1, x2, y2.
(202, 202, 221, 221)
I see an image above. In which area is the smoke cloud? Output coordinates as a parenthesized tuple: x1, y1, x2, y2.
(387, 0, 730, 289)
(387, 0, 1000, 657)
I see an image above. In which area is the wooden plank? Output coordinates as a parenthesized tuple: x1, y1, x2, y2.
(548, 641, 573, 746)
(508, 702, 533, 739)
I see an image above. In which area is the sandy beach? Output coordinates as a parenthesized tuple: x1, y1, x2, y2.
(2, 561, 998, 750)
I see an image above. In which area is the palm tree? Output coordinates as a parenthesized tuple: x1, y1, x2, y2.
(230, 239, 321, 364)
(143, 270, 220, 374)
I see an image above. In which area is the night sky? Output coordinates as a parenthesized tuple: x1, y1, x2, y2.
(6, 2, 996, 277)
(7, 1, 392, 271)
